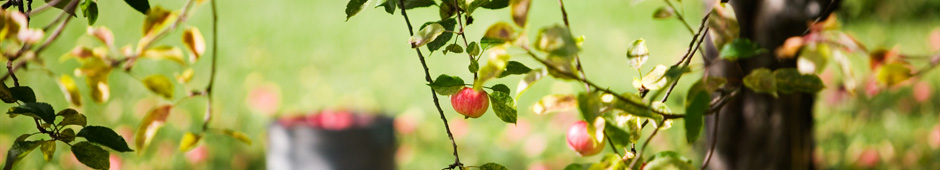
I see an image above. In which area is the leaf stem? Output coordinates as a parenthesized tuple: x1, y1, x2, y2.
(452, 0, 477, 81)
(399, 0, 462, 169)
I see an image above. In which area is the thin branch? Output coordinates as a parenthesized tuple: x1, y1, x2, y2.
(660, 14, 711, 103)
(628, 119, 665, 169)
(662, 0, 694, 34)
(452, 0, 477, 81)
(202, 0, 219, 131)
(398, 0, 462, 169)
(522, 48, 684, 119)
(26, 0, 57, 16)
(700, 106, 722, 170)
(7, 60, 19, 86)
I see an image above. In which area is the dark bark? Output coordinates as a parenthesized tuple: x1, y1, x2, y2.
(703, 0, 836, 169)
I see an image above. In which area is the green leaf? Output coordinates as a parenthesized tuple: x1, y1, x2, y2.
(81, 0, 99, 25)
(179, 132, 202, 152)
(488, 91, 517, 124)
(142, 74, 175, 99)
(515, 69, 546, 98)
(44, 0, 73, 10)
(10, 86, 36, 103)
(577, 92, 603, 121)
(77, 126, 134, 152)
(465, 0, 489, 15)
(603, 117, 636, 148)
(480, 162, 509, 170)
(212, 129, 253, 145)
(71, 142, 110, 170)
(421, 18, 457, 52)
(446, 44, 464, 54)
(634, 65, 669, 90)
(720, 38, 766, 61)
(703, 76, 727, 92)
(774, 68, 824, 94)
(0, 83, 15, 103)
(410, 23, 446, 48)
(626, 39, 649, 71)
(56, 108, 87, 127)
(401, 0, 435, 9)
(684, 80, 709, 144)
(491, 84, 510, 94)
(481, 0, 509, 9)
(475, 47, 511, 89)
(796, 43, 830, 74)
(535, 25, 579, 57)
(345, 0, 371, 21)
(589, 153, 628, 170)
(743, 68, 778, 97)
(377, 0, 397, 14)
(439, 0, 456, 19)
(123, 0, 150, 15)
(563, 163, 589, 170)
(498, 61, 532, 78)
(875, 62, 912, 87)
(60, 128, 76, 144)
(428, 74, 465, 96)
(510, 0, 531, 27)
(545, 55, 577, 80)
(644, 151, 694, 170)
(653, 6, 674, 19)
(3, 136, 41, 170)
(135, 105, 172, 152)
(8, 102, 56, 123)
(468, 41, 481, 56)
(480, 22, 517, 50)
(468, 59, 480, 74)
(40, 140, 55, 161)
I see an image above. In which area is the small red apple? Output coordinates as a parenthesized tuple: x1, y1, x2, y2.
(451, 87, 489, 118)
(566, 121, 605, 156)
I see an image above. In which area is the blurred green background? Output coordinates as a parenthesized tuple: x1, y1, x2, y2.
(0, 0, 938, 169)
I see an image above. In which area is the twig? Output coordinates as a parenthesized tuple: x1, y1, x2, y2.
(7, 60, 19, 86)
(662, 0, 693, 34)
(398, 0, 462, 169)
(452, 0, 477, 81)
(660, 15, 711, 103)
(700, 106, 722, 170)
(522, 48, 684, 119)
(26, 0, 58, 16)
(628, 119, 665, 169)
(202, 0, 219, 131)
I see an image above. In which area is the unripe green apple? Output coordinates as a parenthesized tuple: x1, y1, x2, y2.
(566, 121, 605, 156)
(450, 87, 489, 118)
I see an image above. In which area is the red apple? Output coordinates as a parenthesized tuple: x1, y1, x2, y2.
(451, 87, 489, 118)
(566, 121, 605, 156)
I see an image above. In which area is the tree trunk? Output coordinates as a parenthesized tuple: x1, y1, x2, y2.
(703, 0, 836, 169)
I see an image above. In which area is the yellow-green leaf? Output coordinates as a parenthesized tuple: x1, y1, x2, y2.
(475, 46, 511, 89)
(531, 94, 576, 115)
(515, 69, 546, 98)
(77, 58, 111, 103)
(135, 105, 172, 152)
(40, 140, 55, 161)
(182, 27, 205, 63)
(0, 82, 14, 103)
(876, 62, 912, 87)
(179, 132, 202, 152)
(58, 75, 82, 106)
(142, 46, 186, 65)
(480, 22, 517, 50)
(142, 75, 175, 99)
(142, 6, 177, 37)
(176, 68, 195, 84)
(213, 129, 252, 145)
(653, 6, 674, 19)
(535, 25, 579, 57)
(60, 128, 76, 143)
(626, 39, 649, 71)
(510, 0, 531, 27)
(409, 23, 446, 48)
(635, 65, 669, 90)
